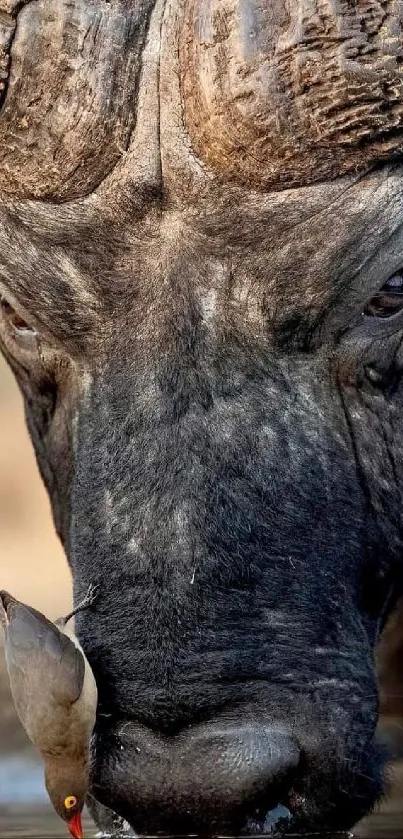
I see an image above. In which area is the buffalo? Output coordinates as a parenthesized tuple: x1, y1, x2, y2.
(0, 0, 403, 833)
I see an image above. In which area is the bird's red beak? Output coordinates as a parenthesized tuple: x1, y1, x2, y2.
(67, 811, 83, 839)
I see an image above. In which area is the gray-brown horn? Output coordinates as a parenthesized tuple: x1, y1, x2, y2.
(0, 0, 155, 200)
(179, 0, 403, 189)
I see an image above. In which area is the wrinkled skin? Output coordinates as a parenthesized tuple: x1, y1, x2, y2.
(0, 0, 403, 834)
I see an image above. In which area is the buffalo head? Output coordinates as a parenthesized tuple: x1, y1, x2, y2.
(0, 0, 403, 833)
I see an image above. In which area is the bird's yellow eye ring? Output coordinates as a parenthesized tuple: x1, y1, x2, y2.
(64, 795, 77, 810)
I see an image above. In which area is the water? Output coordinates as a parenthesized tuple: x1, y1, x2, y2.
(0, 711, 402, 839)
(0, 758, 401, 839)
(0, 812, 402, 839)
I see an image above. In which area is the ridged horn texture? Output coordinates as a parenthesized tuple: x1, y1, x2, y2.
(179, 0, 403, 189)
(0, 0, 155, 200)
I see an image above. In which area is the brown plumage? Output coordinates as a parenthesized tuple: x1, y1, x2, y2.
(0, 589, 98, 839)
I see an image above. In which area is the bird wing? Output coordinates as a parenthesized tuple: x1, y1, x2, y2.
(2, 597, 85, 732)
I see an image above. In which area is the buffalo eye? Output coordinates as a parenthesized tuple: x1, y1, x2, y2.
(0, 296, 38, 349)
(364, 271, 403, 319)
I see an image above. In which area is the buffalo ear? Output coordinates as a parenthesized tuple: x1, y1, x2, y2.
(0, 0, 154, 200)
(179, 0, 403, 189)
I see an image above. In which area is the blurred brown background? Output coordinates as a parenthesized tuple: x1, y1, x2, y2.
(0, 357, 74, 826)
(0, 357, 71, 617)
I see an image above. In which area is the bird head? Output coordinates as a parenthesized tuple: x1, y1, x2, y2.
(45, 759, 87, 838)
(62, 794, 84, 839)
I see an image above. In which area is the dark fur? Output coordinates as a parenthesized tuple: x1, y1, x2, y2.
(1, 162, 403, 832)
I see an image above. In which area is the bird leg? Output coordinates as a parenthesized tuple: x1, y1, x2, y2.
(57, 583, 99, 628)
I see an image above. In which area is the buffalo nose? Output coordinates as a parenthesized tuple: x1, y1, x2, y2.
(93, 720, 301, 834)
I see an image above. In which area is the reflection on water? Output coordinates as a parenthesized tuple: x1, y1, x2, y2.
(0, 815, 402, 839)
(0, 810, 95, 837)
(0, 759, 402, 839)
(0, 757, 94, 837)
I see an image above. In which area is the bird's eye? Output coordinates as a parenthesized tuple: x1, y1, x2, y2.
(363, 271, 403, 319)
(64, 795, 77, 810)
(0, 296, 38, 348)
